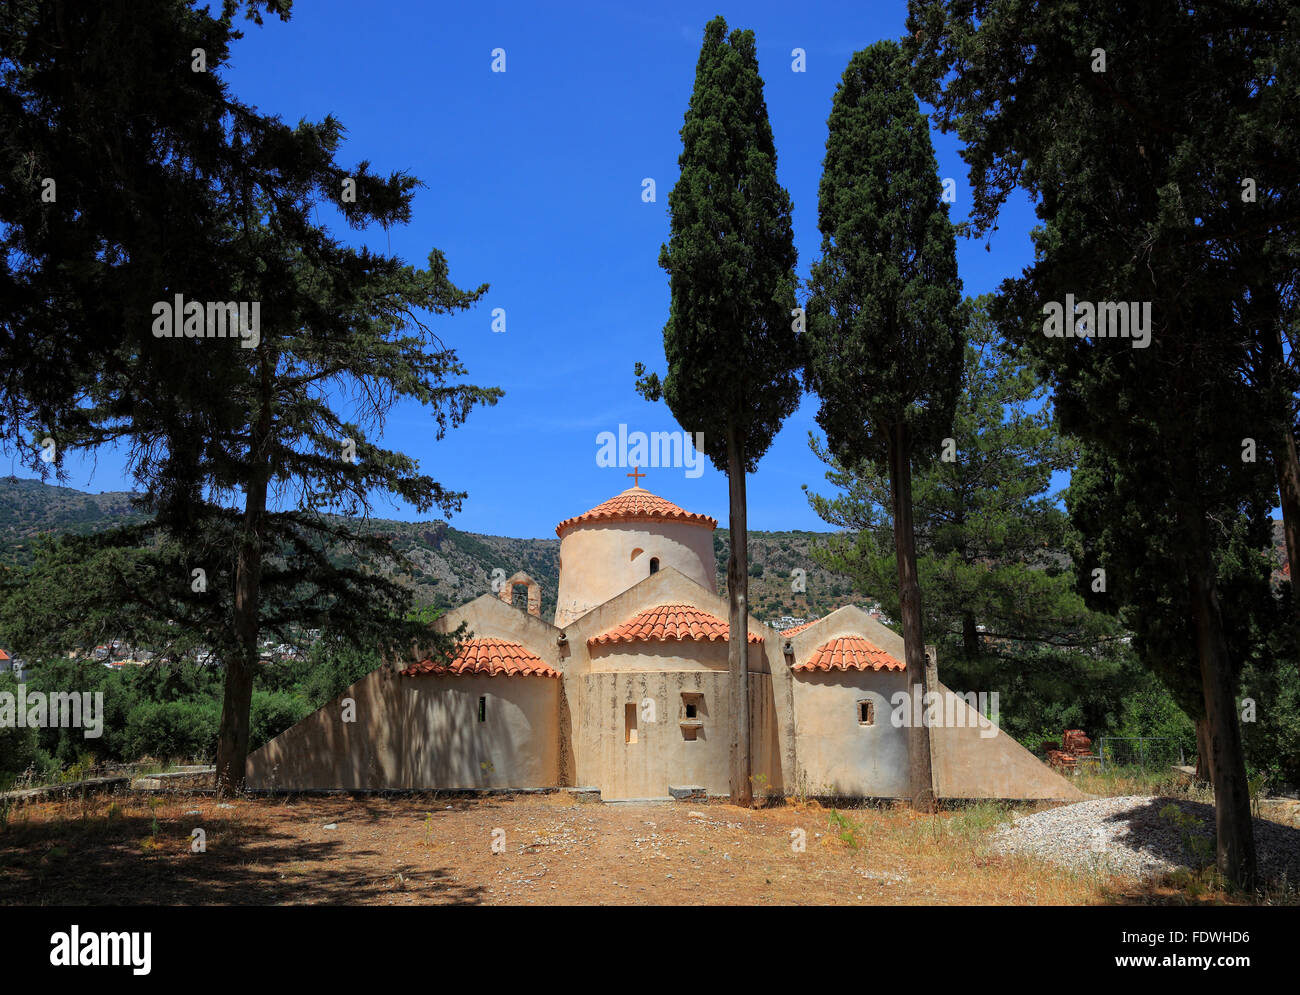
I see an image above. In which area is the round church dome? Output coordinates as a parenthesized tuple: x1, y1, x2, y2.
(553, 485, 717, 627)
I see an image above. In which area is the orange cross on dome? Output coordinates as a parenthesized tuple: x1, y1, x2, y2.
(627, 466, 646, 487)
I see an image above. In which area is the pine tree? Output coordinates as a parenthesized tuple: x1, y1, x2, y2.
(0, 2, 500, 793)
(0, 0, 296, 445)
(806, 296, 1106, 658)
(907, 0, 1296, 886)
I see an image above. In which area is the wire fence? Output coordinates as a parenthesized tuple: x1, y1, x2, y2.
(1094, 736, 1186, 771)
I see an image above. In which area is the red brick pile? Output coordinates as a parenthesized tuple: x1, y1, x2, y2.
(1041, 729, 1093, 771)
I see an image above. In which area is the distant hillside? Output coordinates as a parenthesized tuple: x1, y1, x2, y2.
(0, 478, 855, 626)
(0, 476, 149, 564)
(713, 529, 864, 623)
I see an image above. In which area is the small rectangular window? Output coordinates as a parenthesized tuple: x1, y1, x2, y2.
(478, 696, 487, 723)
(625, 702, 638, 744)
(858, 701, 874, 726)
(681, 692, 704, 740)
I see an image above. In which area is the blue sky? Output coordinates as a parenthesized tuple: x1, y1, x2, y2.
(25, 0, 1043, 538)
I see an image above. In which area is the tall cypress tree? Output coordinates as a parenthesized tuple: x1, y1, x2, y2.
(803, 40, 965, 812)
(636, 16, 800, 805)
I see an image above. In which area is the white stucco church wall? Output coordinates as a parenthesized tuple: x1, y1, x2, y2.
(246, 483, 1083, 803)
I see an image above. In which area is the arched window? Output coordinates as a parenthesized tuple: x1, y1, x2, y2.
(649, 557, 659, 575)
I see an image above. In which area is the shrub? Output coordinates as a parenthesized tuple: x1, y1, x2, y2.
(249, 690, 310, 751)
(0, 673, 40, 783)
(124, 698, 220, 763)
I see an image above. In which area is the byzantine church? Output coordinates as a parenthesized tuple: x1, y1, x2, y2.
(248, 479, 1075, 801)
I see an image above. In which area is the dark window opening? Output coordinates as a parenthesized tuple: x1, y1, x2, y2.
(625, 702, 638, 744)
(858, 701, 874, 726)
(478, 696, 487, 723)
(649, 557, 660, 575)
(680, 691, 704, 740)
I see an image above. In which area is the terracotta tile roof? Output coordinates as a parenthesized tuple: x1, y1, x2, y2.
(792, 635, 904, 673)
(779, 619, 819, 637)
(556, 486, 717, 537)
(588, 603, 764, 647)
(401, 638, 560, 678)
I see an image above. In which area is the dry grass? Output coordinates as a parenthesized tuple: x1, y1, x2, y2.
(1073, 766, 1216, 802)
(4, 789, 1281, 905)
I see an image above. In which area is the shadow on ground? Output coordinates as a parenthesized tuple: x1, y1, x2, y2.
(0, 793, 487, 906)
(1102, 796, 1300, 884)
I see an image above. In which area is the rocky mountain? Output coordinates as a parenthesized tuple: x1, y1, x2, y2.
(0, 475, 149, 564)
(0, 477, 857, 627)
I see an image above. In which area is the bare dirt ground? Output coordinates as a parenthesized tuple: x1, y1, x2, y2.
(0, 791, 1280, 905)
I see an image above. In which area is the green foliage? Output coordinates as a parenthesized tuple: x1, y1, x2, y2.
(827, 808, 862, 849)
(248, 689, 310, 751)
(124, 698, 221, 763)
(1, 1, 500, 789)
(1067, 448, 1276, 720)
(636, 15, 802, 799)
(1112, 682, 1198, 762)
(804, 40, 965, 468)
(807, 296, 1112, 655)
(1159, 803, 1215, 872)
(1239, 658, 1300, 788)
(297, 641, 384, 709)
(0, 0, 294, 441)
(907, 0, 1298, 883)
(802, 40, 966, 783)
(636, 15, 801, 472)
(0, 636, 375, 776)
(907, 2, 1291, 684)
(0, 671, 39, 781)
(940, 638, 1192, 758)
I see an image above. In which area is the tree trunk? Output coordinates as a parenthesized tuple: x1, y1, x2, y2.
(214, 499, 264, 795)
(726, 423, 752, 807)
(1272, 418, 1300, 613)
(1186, 518, 1257, 891)
(1195, 716, 1211, 783)
(962, 611, 979, 659)
(1258, 302, 1300, 621)
(214, 360, 272, 797)
(890, 422, 936, 813)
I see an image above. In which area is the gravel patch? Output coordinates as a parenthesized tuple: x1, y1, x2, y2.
(991, 795, 1300, 884)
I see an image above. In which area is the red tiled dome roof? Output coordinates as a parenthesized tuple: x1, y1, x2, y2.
(401, 638, 560, 678)
(556, 486, 716, 537)
(792, 635, 903, 673)
(588, 603, 763, 647)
